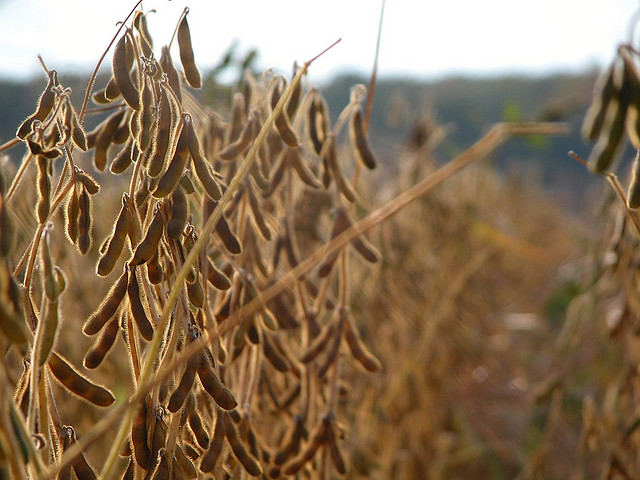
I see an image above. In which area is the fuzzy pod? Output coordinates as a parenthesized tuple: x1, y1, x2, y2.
(83, 267, 128, 335)
(48, 353, 116, 406)
(130, 206, 164, 266)
(127, 266, 154, 341)
(153, 115, 191, 198)
(177, 14, 201, 88)
(97, 194, 132, 276)
(112, 32, 140, 110)
(83, 315, 119, 369)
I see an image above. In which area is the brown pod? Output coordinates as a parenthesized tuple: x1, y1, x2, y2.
(287, 63, 302, 119)
(187, 279, 204, 308)
(148, 86, 173, 177)
(36, 155, 51, 224)
(130, 206, 164, 265)
(174, 444, 198, 479)
(246, 183, 272, 240)
(83, 267, 129, 335)
(127, 266, 154, 341)
(342, 309, 380, 372)
(350, 108, 377, 169)
(588, 97, 627, 173)
(131, 397, 152, 469)
(218, 111, 255, 160)
(582, 61, 617, 141)
(197, 352, 237, 410)
(91, 87, 110, 105)
(263, 333, 289, 372)
(110, 137, 134, 174)
(97, 194, 131, 276)
(77, 186, 92, 254)
(105, 76, 122, 101)
(70, 104, 88, 151)
(167, 350, 199, 412)
(48, 353, 116, 406)
(147, 250, 164, 284)
(17, 70, 57, 139)
(271, 80, 298, 147)
(177, 14, 201, 88)
(187, 119, 222, 199)
(628, 151, 640, 208)
(199, 412, 225, 473)
(283, 418, 328, 475)
(188, 407, 210, 449)
(75, 170, 101, 195)
(84, 316, 119, 369)
(152, 449, 170, 480)
(287, 146, 321, 188)
(274, 415, 306, 465)
(160, 46, 182, 103)
(154, 115, 191, 198)
(112, 32, 140, 110)
(222, 413, 263, 477)
(300, 317, 338, 363)
(205, 258, 231, 290)
(167, 185, 188, 238)
(137, 78, 155, 150)
(325, 421, 346, 474)
(227, 92, 247, 143)
(94, 109, 126, 171)
(326, 137, 357, 202)
(122, 458, 135, 480)
(215, 211, 242, 254)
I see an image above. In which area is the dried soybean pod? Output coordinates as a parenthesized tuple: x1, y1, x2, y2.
(113, 32, 140, 110)
(326, 137, 357, 202)
(218, 112, 255, 160)
(274, 416, 306, 465)
(263, 334, 289, 372)
(110, 137, 134, 174)
(154, 115, 190, 198)
(148, 86, 173, 177)
(188, 408, 209, 449)
(137, 78, 155, 150)
(628, 150, 640, 208)
(288, 147, 321, 188)
(91, 87, 110, 105)
(94, 109, 126, 171)
(97, 194, 131, 276)
(342, 309, 381, 372)
(205, 258, 231, 290)
(131, 397, 152, 469)
(300, 318, 337, 364)
(133, 11, 153, 56)
(130, 206, 164, 265)
(77, 186, 92, 254)
(350, 108, 377, 169)
(174, 444, 198, 479)
(127, 266, 154, 341)
(271, 80, 298, 147)
(177, 13, 201, 88)
(222, 413, 262, 477)
(583, 62, 618, 141)
(48, 353, 116, 406)
(121, 458, 135, 480)
(200, 412, 225, 473)
(307, 95, 324, 154)
(64, 184, 80, 244)
(152, 449, 170, 480)
(282, 419, 327, 475)
(246, 183, 272, 240)
(167, 185, 188, 238)
(84, 316, 119, 369)
(184, 444, 200, 460)
(287, 62, 302, 119)
(75, 170, 101, 195)
(215, 211, 242, 254)
(325, 422, 346, 474)
(588, 97, 627, 173)
(187, 280, 204, 308)
(168, 350, 199, 412)
(17, 70, 57, 139)
(147, 250, 164, 284)
(160, 46, 182, 103)
(105, 77, 121, 101)
(188, 120, 222, 200)
(36, 155, 51, 223)
(197, 352, 237, 410)
(83, 266, 128, 335)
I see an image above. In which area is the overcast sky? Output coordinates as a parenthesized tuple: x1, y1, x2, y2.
(0, 0, 638, 84)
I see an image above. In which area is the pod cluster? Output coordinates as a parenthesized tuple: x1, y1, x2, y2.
(1, 6, 383, 479)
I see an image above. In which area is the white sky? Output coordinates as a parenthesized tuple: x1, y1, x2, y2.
(0, 0, 638, 84)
